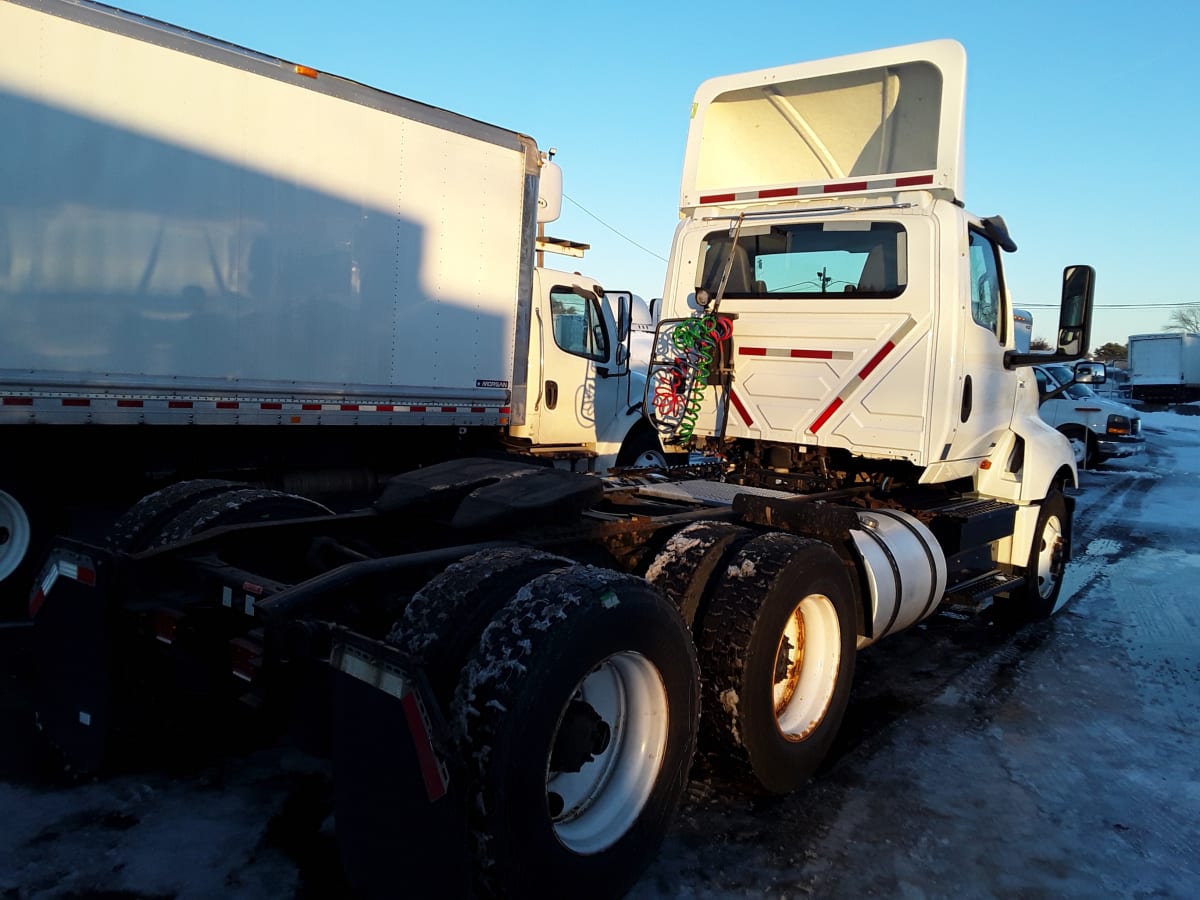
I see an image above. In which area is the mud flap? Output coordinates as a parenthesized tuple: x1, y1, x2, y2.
(331, 633, 470, 899)
(30, 542, 116, 774)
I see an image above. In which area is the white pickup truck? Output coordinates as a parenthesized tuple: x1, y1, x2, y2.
(1034, 363, 1145, 468)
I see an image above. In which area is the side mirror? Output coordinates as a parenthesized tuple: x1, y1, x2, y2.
(1004, 264, 1096, 369)
(649, 298, 661, 322)
(615, 292, 632, 344)
(1055, 265, 1095, 359)
(1074, 361, 1106, 384)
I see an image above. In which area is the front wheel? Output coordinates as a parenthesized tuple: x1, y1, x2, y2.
(1010, 490, 1071, 621)
(615, 427, 667, 469)
(454, 566, 699, 899)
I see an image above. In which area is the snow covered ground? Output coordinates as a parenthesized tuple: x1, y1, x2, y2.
(2, 407, 1198, 899)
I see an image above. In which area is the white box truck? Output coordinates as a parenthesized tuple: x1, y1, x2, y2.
(1128, 332, 1200, 402)
(26, 14, 1097, 899)
(0, 0, 663, 616)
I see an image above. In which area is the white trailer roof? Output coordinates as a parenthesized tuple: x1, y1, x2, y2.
(679, 40, 966, 211)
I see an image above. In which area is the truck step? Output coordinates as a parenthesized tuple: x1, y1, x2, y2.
(941, 570, 1025, 616)
(924, 498, 1018, 557)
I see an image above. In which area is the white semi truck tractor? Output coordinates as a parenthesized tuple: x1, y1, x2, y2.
(22, 11, 1095, 899)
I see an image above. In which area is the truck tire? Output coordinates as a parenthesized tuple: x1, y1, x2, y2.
(106, 479, 243, 552)
(388, 547, 572, 705)
(1011, 489, 1070, 621)
(644, 520, 754, 628)
(151, 487, 333, 549)
(0, 482, 55, 620)
(454, 566, 699, 900)
(615, 426, 668, 469)
(696, 532, 856, 795)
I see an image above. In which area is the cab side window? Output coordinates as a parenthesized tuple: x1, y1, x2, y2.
(550, 288, 608, 361)
(968, 230, 1004, 342)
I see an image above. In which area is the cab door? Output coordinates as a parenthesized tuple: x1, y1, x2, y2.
(944, 227, 1019, 461)
(528, 270, 614, 445)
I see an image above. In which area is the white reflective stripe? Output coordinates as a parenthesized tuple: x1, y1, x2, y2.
(243, 595, 255, 616)
(59, 561, 78, 581)
(232, 669, 253, 683)
(335, 646, 409, 701)
(222, 586, 233, 608)
(40, 566, 59, 597)
(78, 711, 91, 726)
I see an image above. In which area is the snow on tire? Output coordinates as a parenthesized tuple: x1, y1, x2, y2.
(151, 487, 333, 548)
(454, 566, 699, 900)
(644, 519, 754, 628)
(388, 547, 572, 705)
(105, 479, 243, 552)
(697, 531, 856, 795)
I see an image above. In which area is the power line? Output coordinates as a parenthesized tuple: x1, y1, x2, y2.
(563, 194, 668, 263)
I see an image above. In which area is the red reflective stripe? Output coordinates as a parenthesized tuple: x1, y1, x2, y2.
(401, 692, 448, 802)
(791, 349, 833, 359)
(699, 192, 736, 204)
(729, 389, 754, 427)
(739, 347, 767, 356)
(168, 400, 193, 409)
(811, 397, 843, 433)
(3, 397, 33, 406)
(824, 181, 868, 193)
(499, 407, 511, 414)
(896, 174, 935, 187)
(340, 404, 359, 412)
(376, 404, 395, 412)
(859, 342, 895, 379)
(302, 404, 321, 411)
(216, 401, 239, 409)
(117, 399, 143, 408)
(470, 406, 485, 413)
(29, 589, 45, 619)
(242, 581, 264, 596)
(409, 405, 426, 412)
(76, 567, 96, 587)
(261, 402, 282, 410)
(62, 398, 90, 407)
(441, 406, 456, 413)
(759, 187, 799, 199)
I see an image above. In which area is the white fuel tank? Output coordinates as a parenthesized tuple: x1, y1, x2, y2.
(849, 509, 947, 648)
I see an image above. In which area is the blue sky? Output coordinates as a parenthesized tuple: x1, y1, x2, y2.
(109, 0, 1197, 347)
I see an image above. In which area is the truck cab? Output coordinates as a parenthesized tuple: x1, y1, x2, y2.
(648, 39, 1093, 579)
(506, 268, 659, 470)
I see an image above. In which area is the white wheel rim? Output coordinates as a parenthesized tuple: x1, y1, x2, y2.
(774, 594, 842, 741)
(1036, 514, 1065, 599)
(632, 450, 667, 469)
(1066, 434, 1087, 465)
(546, 651, 668, 854)
(0, 490, 32, 582)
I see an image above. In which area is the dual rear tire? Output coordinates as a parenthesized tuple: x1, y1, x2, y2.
(647, 524, 858, 795)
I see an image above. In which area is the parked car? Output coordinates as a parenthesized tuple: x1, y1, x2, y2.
(1034, 364, 1145, 468)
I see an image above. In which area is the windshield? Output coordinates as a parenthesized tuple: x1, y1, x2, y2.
(1047, 365, 1097, 400)
(697, 221, 907, 299)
